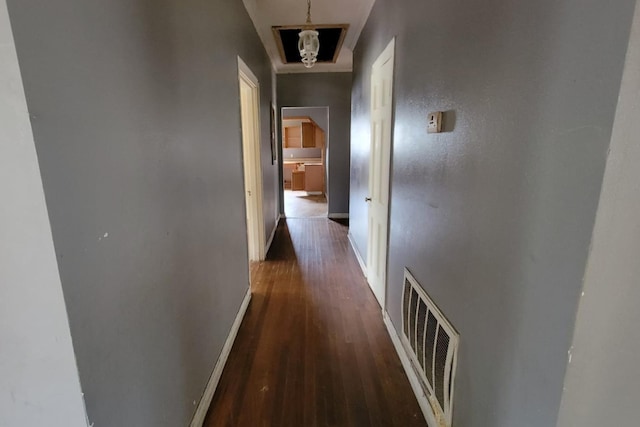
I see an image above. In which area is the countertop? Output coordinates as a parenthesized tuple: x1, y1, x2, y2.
(283, 158, 323, 165)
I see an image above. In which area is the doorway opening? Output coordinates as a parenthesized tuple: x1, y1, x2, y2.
(281, 106, 329, 218)
(238, 57, 266, 265)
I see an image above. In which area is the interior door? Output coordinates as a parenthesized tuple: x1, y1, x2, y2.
(238, 57, 265, 263)
(366, 39, 395, 308)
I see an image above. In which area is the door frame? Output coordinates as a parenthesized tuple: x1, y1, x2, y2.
(366, 38, 395, 310)
(238, 56, 266, 262)
(279, 105, 330, 216)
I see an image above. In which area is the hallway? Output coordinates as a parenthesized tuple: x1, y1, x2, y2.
(204, 219, 426, 426)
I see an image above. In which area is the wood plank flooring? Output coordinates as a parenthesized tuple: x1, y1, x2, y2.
(204, 218, 426, 427)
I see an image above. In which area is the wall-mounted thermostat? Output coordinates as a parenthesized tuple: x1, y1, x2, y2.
(427, 111, 443, 133)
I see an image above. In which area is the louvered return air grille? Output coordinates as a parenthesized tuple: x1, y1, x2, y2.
(402, 269, 459, 427)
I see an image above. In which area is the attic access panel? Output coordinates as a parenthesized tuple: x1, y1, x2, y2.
(272, 24, 349, 65)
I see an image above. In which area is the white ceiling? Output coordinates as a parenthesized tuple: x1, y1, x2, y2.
(242, 0, 375, 73)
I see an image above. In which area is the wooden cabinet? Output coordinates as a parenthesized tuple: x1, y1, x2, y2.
(291, 170, 305, 191)
(283, 163, 296, 189)
(282, 116, 326, 195)
(301, 122, 315, 147)
(283, 117, 324, 148)
(304, 164, 324, 193)
(283, 126, 301, 148)
(314, 125, 325, 148)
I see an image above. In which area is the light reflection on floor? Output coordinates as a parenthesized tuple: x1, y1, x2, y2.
(284, 190, 327, 218)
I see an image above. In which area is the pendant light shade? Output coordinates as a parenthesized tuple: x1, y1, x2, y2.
(298, 0, 319, 68)
(298, 29, 319, 68)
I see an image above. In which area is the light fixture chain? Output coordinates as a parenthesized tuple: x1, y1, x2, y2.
(299, 0, 318, 68)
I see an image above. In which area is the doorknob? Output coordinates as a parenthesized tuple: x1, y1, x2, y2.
(365, 197, 372, 202)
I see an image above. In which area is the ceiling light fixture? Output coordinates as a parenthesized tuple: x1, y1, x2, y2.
(298, 0, 319, 68)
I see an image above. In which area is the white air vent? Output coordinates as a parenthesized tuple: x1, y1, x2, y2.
(401, 268, 459, 427)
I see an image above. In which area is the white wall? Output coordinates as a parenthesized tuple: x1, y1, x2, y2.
(0, 1, 87, 425)
(557, 2, 640, 425)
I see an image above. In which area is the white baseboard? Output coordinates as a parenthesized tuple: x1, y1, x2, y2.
(190, 289, 252, 427)
(265, 216, 280, 255)
(306, 191, 323, 196)
(383, 311, 438, 427)
(347, 232, 367, 278)
(328, 213, 349, 219)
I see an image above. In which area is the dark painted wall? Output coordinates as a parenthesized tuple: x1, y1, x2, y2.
(350, 0, 635, 426)
(277, 73, 352, 214)
(7, 0, 277, 425)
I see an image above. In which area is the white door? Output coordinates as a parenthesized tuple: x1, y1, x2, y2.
(366, 39, 395, 308)
(238, 57, 265, 263)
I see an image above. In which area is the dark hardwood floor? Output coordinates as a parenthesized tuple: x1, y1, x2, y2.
(204, 218, 426, 427)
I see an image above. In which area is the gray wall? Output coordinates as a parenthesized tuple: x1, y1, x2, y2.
(349, 0, 636, 426)
(558, 3, 640, 425)
(278, 73, 352, 214)
(282, 147, 322, 159)
(0, 1, 87, 425)
(7, 0, 277, 426)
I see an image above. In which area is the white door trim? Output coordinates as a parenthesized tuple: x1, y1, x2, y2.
(238, 56, 266, 262)
(366, 38, 395, 310)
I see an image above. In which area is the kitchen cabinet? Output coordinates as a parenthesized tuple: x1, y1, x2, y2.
(301, 123, 315, 147)
(304, 164, 324, 193)
(283, 116, 325, 149)
(283, 126, 301, 148)
(291, 170, 305, 191)
(283, 163, 296, 189)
